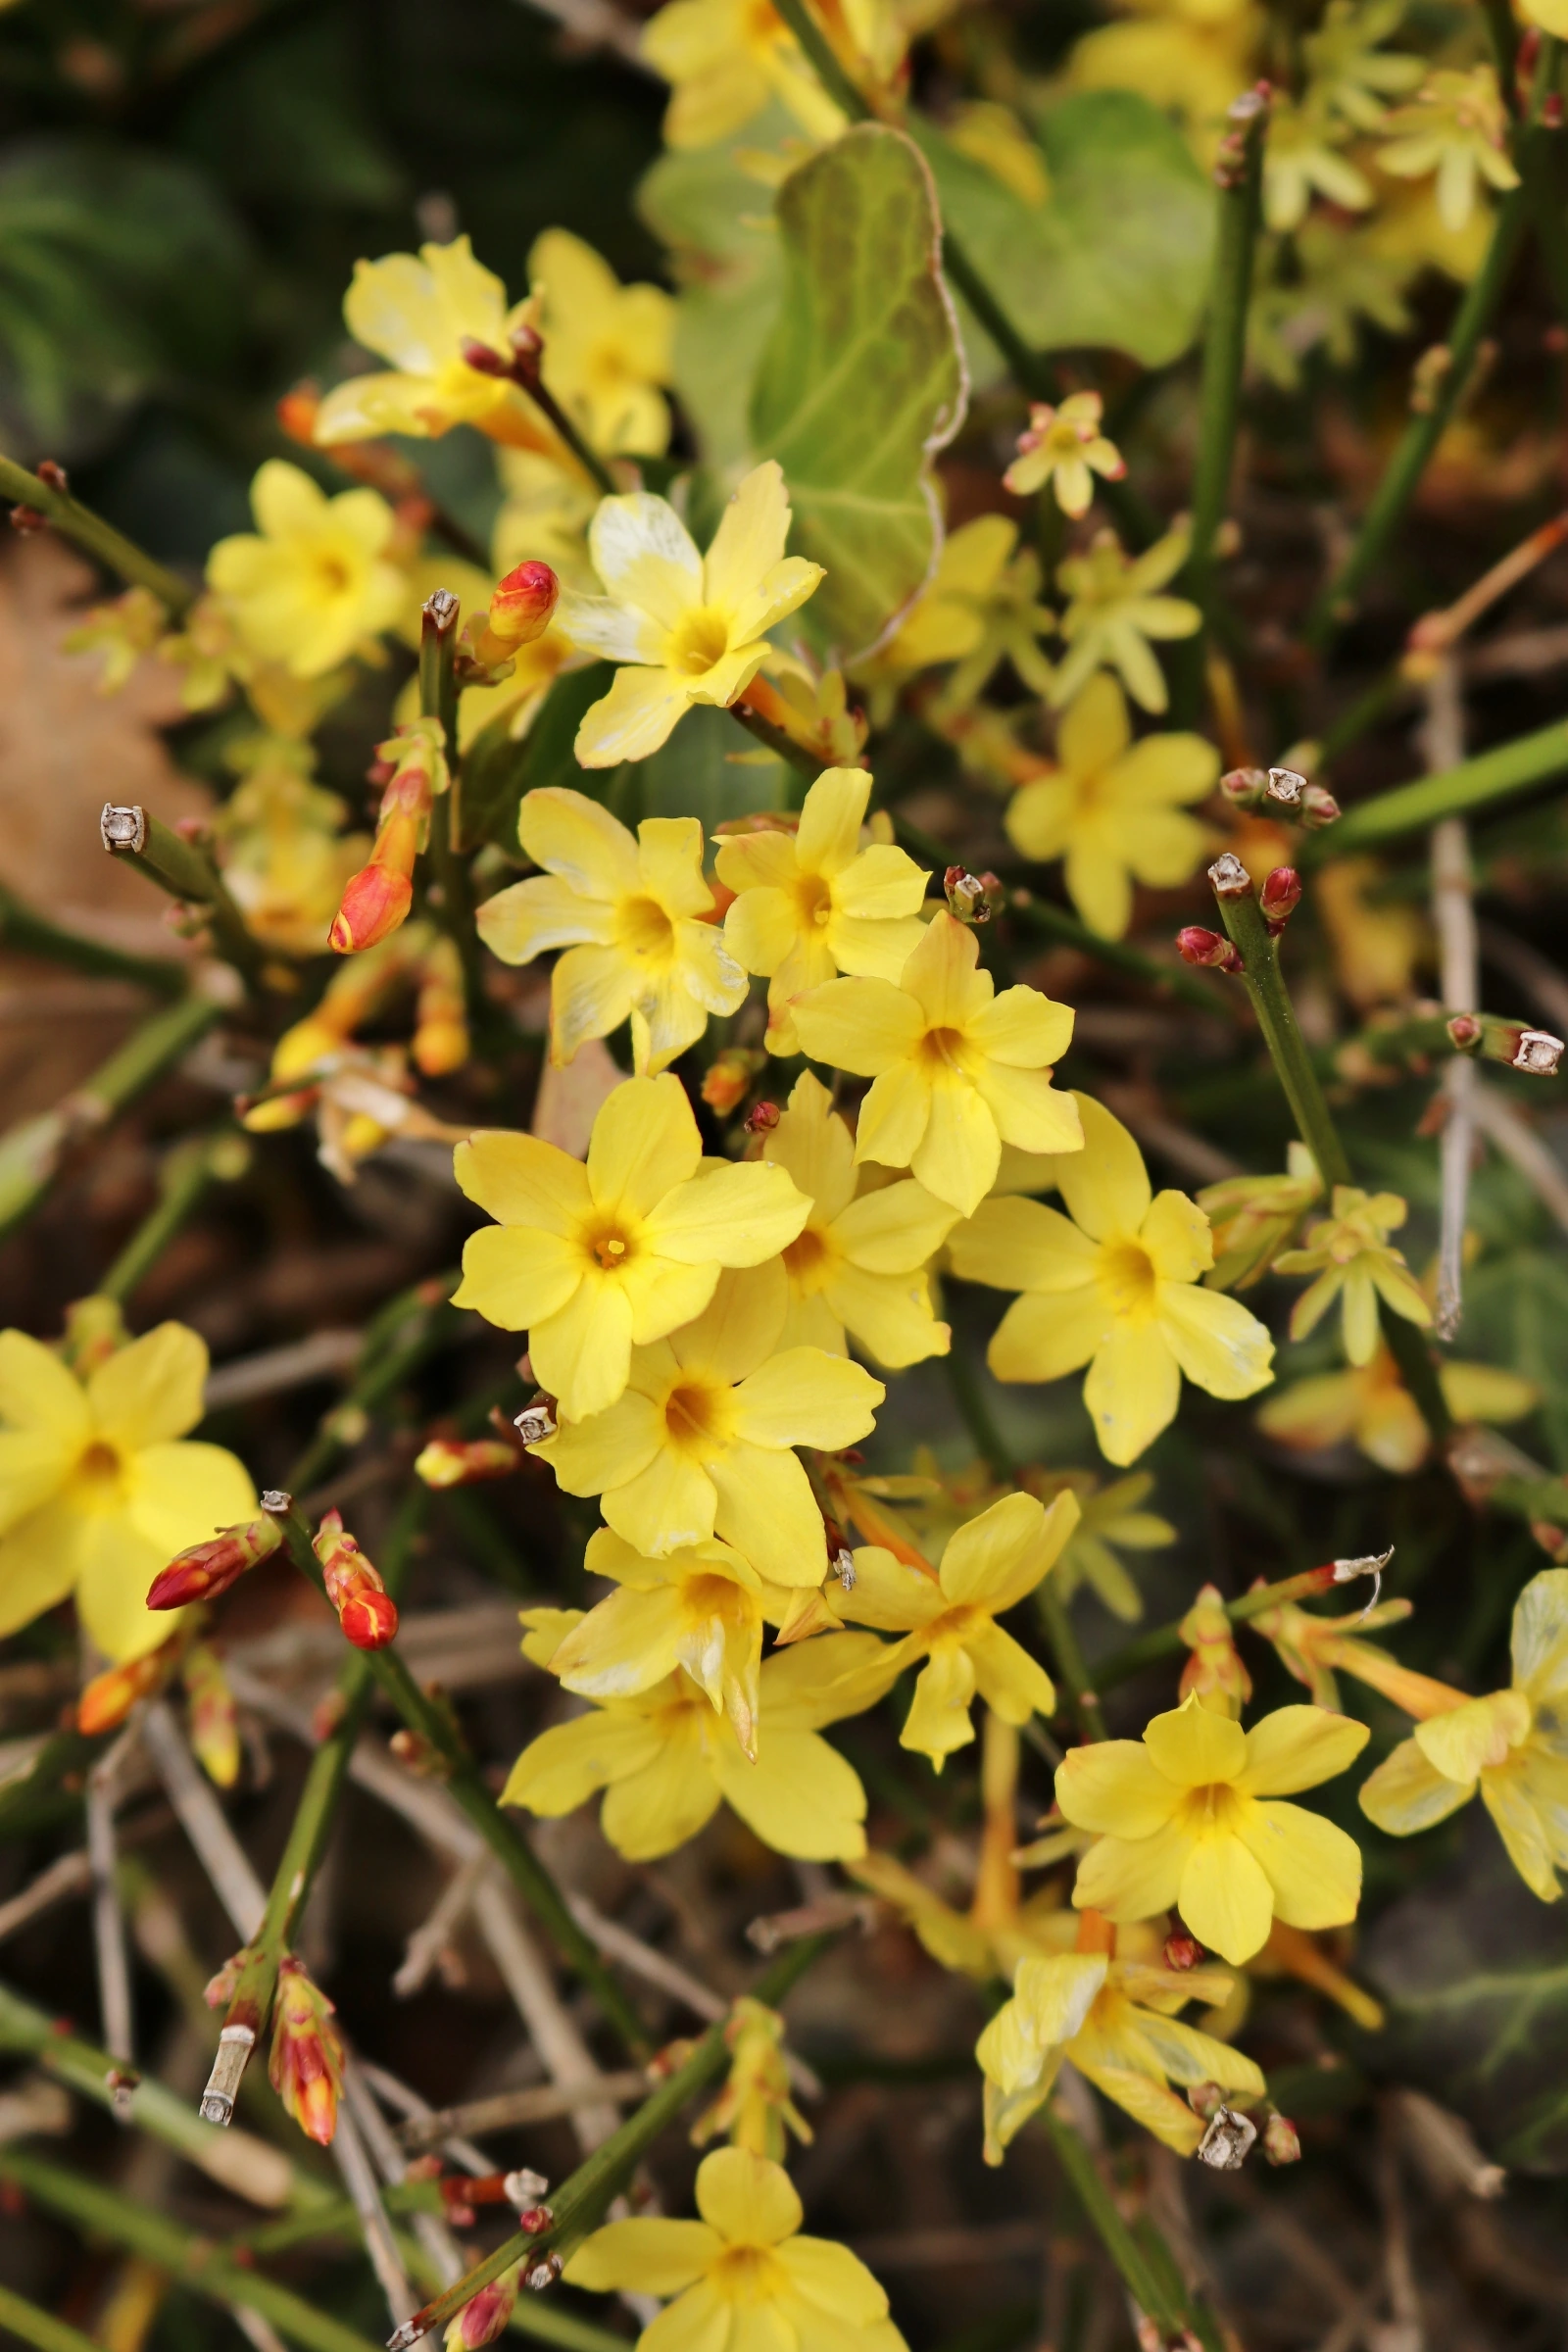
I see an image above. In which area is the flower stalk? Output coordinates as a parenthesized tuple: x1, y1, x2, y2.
(100, 1127, 247, 1306)
(100, 806, 270, 986)
(0, 454, 194, 615)
(1094, 1551, 1393, 1691)
(1185, 85, 1270, 638)
(418, 595, 484, 1015)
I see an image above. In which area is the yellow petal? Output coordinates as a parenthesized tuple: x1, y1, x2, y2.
(951, 1197, 1098, 1293)
(1140, 1191, 1212, 1284)
(552, 1584, 685, 1696)
(602, 1730, 722, 1858)
(971, 1063, 1084, 1159)
(1073, 2063, 1205, 2156)
(795, 766, 871, 877)
(777, 2236, 889, 2327)
(967, 1622, 1056, 1723)
(475, 874, 612, 966)
(988, 1289, 1109, 1385)
(792, 977, 923, 1077)
(575, 663, 694, 766)
(695, 2144, 802, 2246)
(456, 1130, 590, 1229)
(1058, 671, 1129, 774)
(1144, 1694, 1248, 1788)
(1056, 1095, 1151, 1241)
(0, 1431, 71, 1540)
(911, 1077, 1000, 1216)
(939, 1491, 1059, 1610)
(72, 1514, 172, 1665)
(832, 1180, 956, 1274)
(585, 1074, 701, 1216)
(1240, 1704, 1370, 1796)
(564, 2219, 719, 2295)
(710, 1442, 828, 1589)
(713, 1724, 867, 1859)
(0, 1331, 90, 1443)
(649, 1163, 809, 1268)
(1480, 1762, 1562, 1901)
(1083, 1325, 1181, 1465)
(835, 1546, 941, 1632)
(1511, 1567, 1568, 1705)
(501, 1704, 664, 1814)
(454, 1224, 582, 1332)
(731, 1347, 884, 1450)
(1176, 1831, 1276, 1963)
(702, 462, 791, 614)
(1056, 1741, 1183, 1838)
(606, 1442, 719, 1557)
(854, 1064, 932, 1174)
(1415, 1690, 1530, 1783)
(0, 1496, 88, 1642)
(1237, 1799, 1363, 1932)
(537, 1389, 663, 1497)
(823, 1262, 948, 1369)
(517, 785, 639, 897)
(1073, 1822, 1189, 1920)
(530, 1277, 636, 1423)
(1358, 1737, 1477, 1836)
(88, 1325, 208, 1448)
(125, 1439, 256, 1568)
(1010, 1952, 1109, 2048)
(968, 986, 1075, 1068)
(901, 1640, 978, 1760)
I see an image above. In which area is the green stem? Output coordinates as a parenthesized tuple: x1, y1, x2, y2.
(109, 812, 270, 988)
(0, 1729, 106, 1838)
(0, 2148, 378, 2352)
(390, 1936, 831, 2348)
(0, 881, 183, 993)
(1040, 2109, 1196, 2335)
(1007, 889, 1242, 1019)
(419, 594, 484, 1008)
(270, 1503, 651, 2061)
(1309, 714, 1568, 854)
(1213, 877, 1453, 1442)
(0, 455, 193, 615)
(1303, 185, 1530, 647)
(100, 1127, 245, 1305)
(0, 2281, 103, 2352)
(284, 1278, 463, 1499)
(1185, 90, 1268, 633)
(1094, 1556, 1396, 1692)
(1314, 669, 1410, 771)
(728, 699, 819, 780)
(1038, 1584, 1108, 1742)
(0, 991, 220, 1249)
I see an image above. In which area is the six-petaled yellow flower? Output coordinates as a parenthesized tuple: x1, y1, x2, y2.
(950, 1095, 1274, 1465)
(641, 0, 851, 149)
(505, 1629, 886, 1861)
(828, 1491, 1077, 1766)
(715, 766, 929, 1054)
(792, 911, 1080, 1218)
(530, 1277, 883, 1590)
(527, 227, 674, 458)
(0, 1323, 255, 1665)
(1257, 1348, 1537, 1475)
(1003, 393, 1127, 517)
(853, 517, 1054, 717)
(452, 1074, 808, 1421)
(1360, 1568, 1568, 1903)
(1057, 1692, 1369, 1965)
(1274, 1185, 1431, 1365)
(476, 788, 748, 1073)
(207, 462, 406, 680)
(557, 462, 823, 764)
(1004, 674, 1217, 939)
(748, 1071, 957, 1368)
(1377, 66, 1518, 233)
(1051, 527, 1200, 715)
(566, 2146, 908, 2350)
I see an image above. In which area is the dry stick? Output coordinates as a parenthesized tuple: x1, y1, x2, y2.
(1479, 923, 1568, 1037)
(393, 1850, 491, 1997)
(0, 1849, 92, 1946)
(205, 1331, 365, 1413)
(340, 2066, 468, 2290)
(85, 1732, 136, 2078)
(100, 808, 270, 989)
(1424, 662, 1476, 1341)
(471, 1874, 625, 2153)
(390, 2075, 655, 2154)
(1208, 858, 1454, 1444)
(1470, 1086, 1568, 1235)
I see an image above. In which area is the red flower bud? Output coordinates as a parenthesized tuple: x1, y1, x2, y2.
(415, 1438, 521, 1490)
(147, 1516, 283, 1611)
(744, 1101, 780, 1135)
(269, 1956, 344, 2147)
(1263, 2112, 1301, 2166)
(1219, 765, 1267, 807)
(445, 2272, 521, 2352)
(77, 1642, 179, 1735)
(313, 1510, 399, 1650)
(1163, 1931, 1203, 1971)
(1176, 926, 1243, 973)
(1299, 783, 1340, 830)
(329, 856, 415, 955)
(488, 562, 560, 649)
(1260, 866, 1301, 928)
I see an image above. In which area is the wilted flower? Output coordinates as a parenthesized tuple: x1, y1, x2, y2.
(1199, 1145, 1323, 1291)
(691, 1998, 812, 2160)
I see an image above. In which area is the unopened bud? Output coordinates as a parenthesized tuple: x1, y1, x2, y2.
(1176, 926, 1243, 973)
(1220, 767, 1267, 808)
(415, 1438, 521, 1489)
(329, 858, 415, 956)
(1259, 866, 1301, 930)
(8, 505, 47, 534)
(147, 1516, 283, 1611)
(702, 1049, 763, 1117)
(517, 2205, 554, 2235)
(1263, 2113, 1301, 2166)
(390, 1726, 448, 1778)
(269, 1956, 344, 2146)
(312, 1510, 399, 1651)
(1163, 1931, 1202, 1971)
(1187, 2081, 1225, 2121)
(1197, 2105, 1258, 2170)
(1264, 766, 1304, 808)
(743, 1100, 780, 1136)
(1446, 1012, 1484, 1052)
(514, 1395, 557, 1446)
(459, 336, 511, 378)
(36, 461, 68, 493)
(1207, 852, 1254, 901)
(944, 865, 995, 921)
(77, 1643, 177, 1736)
(203, 1950, 247, 2010)
(487, 561, 560, 650)
(444, 2271, 519, 2352)
(1299, 783, 1340, 829)
(184, 1644, 240, 1789)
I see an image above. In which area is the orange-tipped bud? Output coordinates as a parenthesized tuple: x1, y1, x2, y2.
(276, 383, 321, 445)
(148, 1516, 283, 1612)
(488, 562, 559, 649)
(415, 1439, 520, 1489)
(329, 842, 416, 956)
(183, 1643, 241, 1789)
(269, 1956, 344, 2146)
(702, 1049, 763, 1117)
(414, 936, 469, 1078)
(1177, 1584, 1252, 1718)
(444, 2269, 521, 2352)
(313, 1509, 399, 1650)
(77, 1642, 179, 1735)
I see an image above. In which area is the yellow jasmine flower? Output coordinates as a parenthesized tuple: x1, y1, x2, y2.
(1262, 92, 1373, 231)
(0, 1321, 255, 1665)
(977, 1926, 1262, 2161)
(749, 1071, 958, 1368)
(527, 228, 674, 459)
(452, 1075, 808, 1423)
(206, 462, 406, 681)
(692, 1998, 812, 2161)
(715, 767, 929, 1054)
(950, 1095, 1274, 1466)
(1004, 674, 1218, 940)
(1050, 527, 1200, 716)
(1004, 393, 1127, 518)
(1198, 1144, 1322, 1291)
(1056, 1692, 1369, 1966)
(211, 737, 366, 958)
(1032, 1469, 1174, 1622)
(1257, 1347, 1537, 1475)
(557, 462, 824, 766)
(539, 1524, 800, 1760)
(1377, 67, 1519, 233)
(830, 1490, 1078, 1765)
(1360, 1569, 1568, 1902)
(565, 2146, 907, 2350)
(530, 1278, 884, 1590)
(475, 788, 748, 1075)
(1067, 4, 1259, 141)
(1303, 0, 1423, 134)
(1274, 1185, 1431, 1366)
(504, 1632, 887, 1861)
(313, 235, 550, 451)
(791, 912, 1081, 1219)
(854, 517, 1053, 716)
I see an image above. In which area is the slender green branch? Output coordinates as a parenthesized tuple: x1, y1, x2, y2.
(1303, 185, 1531, 647)
(100, 1127, 247, 1304)
(419, 592, 484, 1008)
(0, 454, 194, 615)
(1186, 86, 1269, 632)
(0, 991, 220, 1249)
(0, 1729, 107, 1838)
(1007, 889, 1242, 1019)
(1040, 2108, 1200, 2337)
(388, 1935, 831, 2349)
(1211, 867, 1452, 1441)
(284, 1277, 464, 1499)
(268, 1501, 651, 2060)
(1095, 1555, 1396, 1691)
(515, 376, 618, 501)
(1038, 1584, 1108, 1742)
(103, 809, 270, 988)
(1309, 715, 1568, 854)
(0, 881, 184, 994)
(0, 2281, 103, 2352)
(0, 2148, 378, 2352)
(728, 698, 819, 780)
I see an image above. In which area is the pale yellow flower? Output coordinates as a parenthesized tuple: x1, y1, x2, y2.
(528, 228, 674, 458)
(1377, 66, 1519, 233)
(558, 463, 823, 765)
(1263, 91, 1373, 231)
(206, 462, 406, 680)
(475, 788, 748, 1074)
(314, 235, 550, 450)
(951, 1095, 1274, 1466)
(792, 911, 1081, 1218)
(1004, 674, 1217, 939)
(1257, 1347, 1538, 1475)
(716, 766, 929, 1053)
(1274, 1186, 1432, 1366)
(640, 0, 902, 149)
(1051, 528, 1200, 715)
(1004, 393, 1127, 517)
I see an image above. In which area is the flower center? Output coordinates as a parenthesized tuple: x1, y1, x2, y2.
(794, 872, 834, 930)
(75, 1440, 123, 1502)
(584, 1222, 635, 1274)
(664, 1379, 728, 1454)
(782, 1223, 832, 1290)
(617, 893, 675, 960)
(917, 1024, 970, 1075)
(1175, 1782, 1247, 1836)
(710, 2245, 787, 2305)
(313, 553, 353, 598)
(667, 606, 732, 677)
(1098, 1239, 1157, 1319)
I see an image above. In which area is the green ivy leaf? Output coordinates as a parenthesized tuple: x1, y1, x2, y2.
(913, 90, 1216, 378)
(751, 122, 965, 660)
